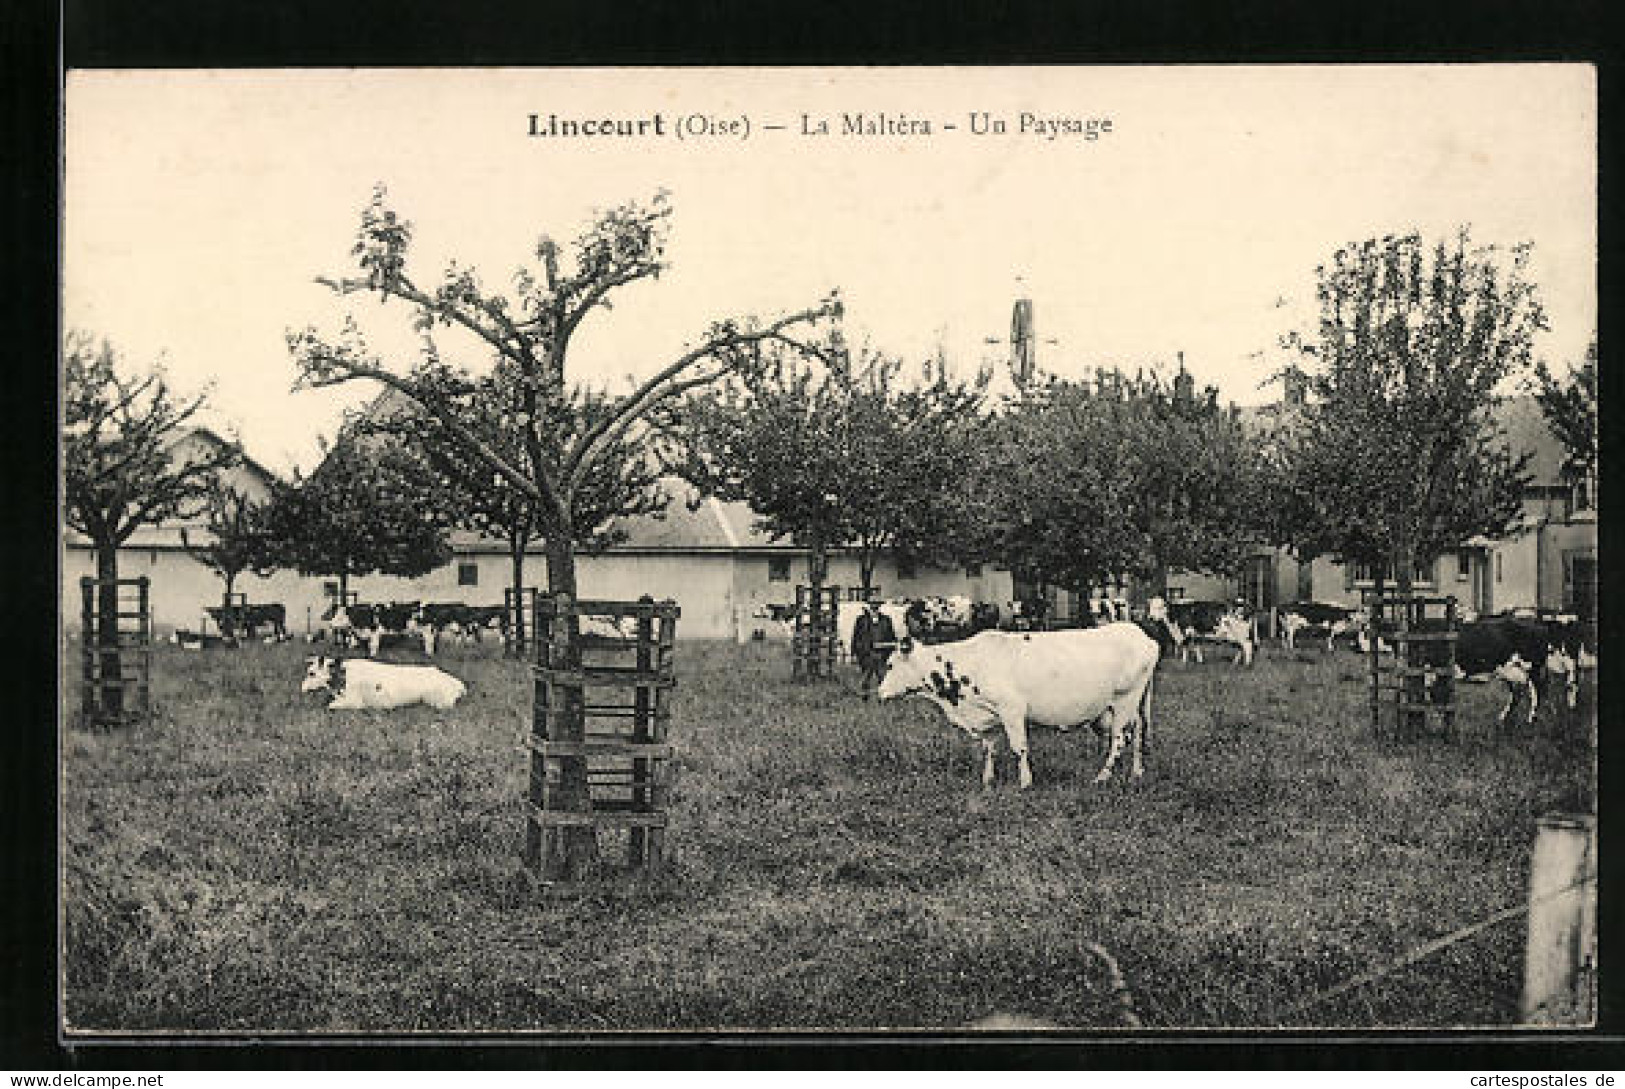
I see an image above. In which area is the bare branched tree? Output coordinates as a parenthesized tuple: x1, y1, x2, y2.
(287, 187, 840, 877)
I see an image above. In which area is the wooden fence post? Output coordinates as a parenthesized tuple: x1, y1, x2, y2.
(1522, 813, 1597, 1024)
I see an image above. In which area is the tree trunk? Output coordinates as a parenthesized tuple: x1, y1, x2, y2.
(1077, 579, 1095, 627)
(808, 538, 828, 594)
(539, 531, 598, 879)
(94, 544, 122, 725)
(222, 571, 239, 639)
(858, 546, 877, 599)
(510, 533, 527, 654)
(1395, 544, 1425, 739)
(1371, 566, 1386, 737)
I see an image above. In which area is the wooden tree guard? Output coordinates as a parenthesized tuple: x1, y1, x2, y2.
(792, 584, 841, 681)
(79, 576, 152, 728)
(503, 586, 539, 658)
(1364, 590, 1457, 741)
(523, 594, 679, 881)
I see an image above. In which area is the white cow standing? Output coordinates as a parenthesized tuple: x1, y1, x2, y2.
(876, 623, 1160, 788)
(301, 656, 467, 711)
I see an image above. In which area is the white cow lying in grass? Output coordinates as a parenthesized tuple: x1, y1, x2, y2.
(301, 655, 467, 711)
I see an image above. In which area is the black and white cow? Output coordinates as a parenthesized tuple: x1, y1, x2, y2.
(321, 602, 430, 656)
(1275, 602, 1360, 653)
(1451, 615, 1581, 724)
(1394, 614, 1578, 726)
(205, 603, 289, 642)
(875, 623, 1160, 788)
(1153, 598, 1255, 666)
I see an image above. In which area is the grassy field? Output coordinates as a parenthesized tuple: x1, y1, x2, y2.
(61, 635, 1595, 1032)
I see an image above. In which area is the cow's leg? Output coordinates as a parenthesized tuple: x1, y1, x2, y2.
(368, 628, 383, 657)
(1525, 675, 1539, 724)
(997, 708, 1034, 789)
(1131, 674, 1154, 778)
(1092, 706, 1124, 784)
(1497, 678, 1517, 726)
(979, 735, 997, 789)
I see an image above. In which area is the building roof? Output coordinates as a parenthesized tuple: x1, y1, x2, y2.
(350, 384, 793, 553)
(448, 477, 788, 554)
(63, 426, 282, 548)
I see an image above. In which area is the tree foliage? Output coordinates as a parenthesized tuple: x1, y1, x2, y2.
(64, 333, 240, 554)
(288, 186, 840, 575)
(264, 426, 453, 597)
(181, 480, 279, 598)
(1275, 229, 1542, 586)
(957, 367, 1262, 596)
(1529, 339, 1597, 510)
(64, 332, 241, 725)
(659, 343, 986, 593)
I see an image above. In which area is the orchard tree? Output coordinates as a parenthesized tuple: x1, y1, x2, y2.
(957, 375, 1148, 604)
(265, 426, 453, 601)
(180, 479, 279, 605)
(374, 362, 665, 650)
(661, 344, 986, 598)
(958, 366, 1264, 605)
(64, 333, 240, 724)
(1279, 229, 1542, 592)
(287, 186, 839, 879)
(1135, 368, 1263, 593)
(1529, 339, 1597, 511)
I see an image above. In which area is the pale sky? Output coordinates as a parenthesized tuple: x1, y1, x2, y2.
(63, 65, 1596, 475)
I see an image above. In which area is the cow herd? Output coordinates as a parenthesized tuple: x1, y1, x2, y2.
(269, 587, 1596, 789)
(834, 593, 1595, 790)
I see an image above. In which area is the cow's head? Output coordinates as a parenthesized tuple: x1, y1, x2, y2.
(875, 635, 931, 701)
(301, 655, 344, 694)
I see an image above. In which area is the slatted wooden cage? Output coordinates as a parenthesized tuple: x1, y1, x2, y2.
(523, 594, 679, 880)
(79, 576, 153, 728)
(792, 584, 841, 681)
(1363, 590, 1458, 741)
(503, 585, 539, 658)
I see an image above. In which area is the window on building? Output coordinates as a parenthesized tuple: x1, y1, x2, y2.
(323, 581, 340, 599)
(965, 563, 983, 579)
(1456, 551, 1471, 581)
(1496, 552, 1503, 583)
(1352, 559, 1435, 587)
(458, 562, 478, 587)
(897, 557, 917, 580)
(768, 557, 791, 582)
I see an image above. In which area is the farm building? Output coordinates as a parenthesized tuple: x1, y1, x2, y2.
(60, 425, 1009, 641)
(1218, 388, 1597, 623)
